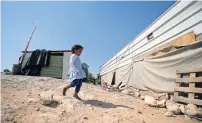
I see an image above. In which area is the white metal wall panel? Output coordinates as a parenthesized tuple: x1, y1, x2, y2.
(100, 1, 202, 75)
(62, 52, 72, 79)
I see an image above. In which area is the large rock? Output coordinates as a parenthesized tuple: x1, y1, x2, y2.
(158, 93, 169, 101)
(180, 105, 185, 114)
(157, 100, 166, 108)
(167, 105, 181, 115)
(166, 100, 175, 109)
(144, 95, 157, 106)
(40, 91, 54, 105)
(186, 104, 202, 116)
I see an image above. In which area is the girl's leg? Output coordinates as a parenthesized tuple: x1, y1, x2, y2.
(73, 79, 82, 100)
(62, 83, 71, 96)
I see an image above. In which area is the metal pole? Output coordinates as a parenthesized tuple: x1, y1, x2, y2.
(21, 21, 38, 64)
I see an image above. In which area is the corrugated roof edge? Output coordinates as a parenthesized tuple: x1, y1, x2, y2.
(100, 1, 179, 69)
(21, 50, 71, 53)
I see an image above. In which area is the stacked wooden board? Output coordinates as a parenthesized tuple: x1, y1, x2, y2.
(174, 68, 202, 106)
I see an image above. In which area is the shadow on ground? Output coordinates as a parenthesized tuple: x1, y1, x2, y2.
(83, 99, 133, 109)
(44, 100, 60, 108)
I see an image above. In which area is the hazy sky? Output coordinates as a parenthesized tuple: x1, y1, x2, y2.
(1, 1, 175, 73)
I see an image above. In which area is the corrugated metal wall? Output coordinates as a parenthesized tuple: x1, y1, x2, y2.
(21, 53, 67, 79)
(100, 1, 202, 75)
(40, 55, 63, 78)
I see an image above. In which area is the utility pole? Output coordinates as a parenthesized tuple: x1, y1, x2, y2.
(20, 21, 38, 65)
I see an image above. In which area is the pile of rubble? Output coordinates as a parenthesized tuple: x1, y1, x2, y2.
(102, 83, 202, 121)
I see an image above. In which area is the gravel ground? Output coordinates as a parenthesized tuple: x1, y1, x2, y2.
(1, 75, 199, 123)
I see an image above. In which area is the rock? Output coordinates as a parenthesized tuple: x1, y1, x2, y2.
(40, 91, 53, 105)
(121, 89, 133, 95)
(144, 95, 157, 106)
(6, 114, 14, 121)
(135, 92, 140, 98)
(6, 109, 14, 113)
(166, 100, 174, 109)
(164, 111, 174, 117)
(167, 105, 181, 115)
(158, 93, 169, 101)
(27, 98, 37, 103)
(141, 119, 146, 123)
(83, 117, 88, 120)
(140, 96, 145, 100)
(180, 105, 185, 114)
(89, 107, 94, 110)
(186, 104, 201, 116)
(36, 108, 40, 111)
(137, 109, 142, 114)
(157, 100, 166, 108)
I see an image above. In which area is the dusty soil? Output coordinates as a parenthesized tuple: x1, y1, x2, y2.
(1, 75, 199, 123)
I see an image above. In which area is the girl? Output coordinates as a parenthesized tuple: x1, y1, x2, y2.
(62, 44, 86, 100)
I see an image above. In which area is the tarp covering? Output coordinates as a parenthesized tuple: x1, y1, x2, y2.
(101, 71, 114, 85)
(101, 41, 202, 93)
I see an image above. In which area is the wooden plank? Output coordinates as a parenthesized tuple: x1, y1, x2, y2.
(188, 93, 195, 99)
(174, 92, 179, 100)
(177, 73, 181, 79)
(190, 73, 196, 78)
(174, 96, 202, 106)
(175, 87, 202, 93)
(171, 31, 195, 47)
(176, 68, 202, 74)
(176, 77, 202, 83)
(188, 74, 196, 99)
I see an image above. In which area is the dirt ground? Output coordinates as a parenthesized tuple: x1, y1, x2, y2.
(1, 75, 199, 123)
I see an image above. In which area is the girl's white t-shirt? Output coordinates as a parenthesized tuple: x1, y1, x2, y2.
(68, 54, 86, 82)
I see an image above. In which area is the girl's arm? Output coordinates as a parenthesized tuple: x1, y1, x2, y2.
(69, 54, 78, 70)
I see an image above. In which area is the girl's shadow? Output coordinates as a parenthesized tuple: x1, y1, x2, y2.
(83, 99, 133, 109)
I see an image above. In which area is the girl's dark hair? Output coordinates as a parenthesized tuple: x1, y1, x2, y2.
(71, 44, 83, 53)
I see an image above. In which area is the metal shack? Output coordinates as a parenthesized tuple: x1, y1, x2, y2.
(21, 50, 71, 79)
(100, 1, 202, 93)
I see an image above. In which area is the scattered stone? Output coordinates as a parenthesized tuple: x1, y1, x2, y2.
(180, 105, 185, 114)
(140, 96, 145, 100)
(12, 94, 15, 96)
(6, 109, 14, 113)
(141, 119, 146, 123)
(6, 114, 14, 121)
(167, 105, 181, 115)
(164, 111, 174, 117)
(165, 100, 174, 109)
(137, 109, 142, 114)
(36, 108, 40, 111)
(144, 95, 157, 106)
(40, 91, 54, 105)
(121, 89, 133, 95)
(89, 107, 94, 110)
(83, 117, 88, 120)
(186, 104, 201, 116)
(27, 98, 37, 103)
(158, 93, 169, 101)
(157, 100, 166, 108)
(135, 92, 141, 98)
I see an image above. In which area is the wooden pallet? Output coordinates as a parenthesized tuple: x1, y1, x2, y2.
(174, 68, 202, 106)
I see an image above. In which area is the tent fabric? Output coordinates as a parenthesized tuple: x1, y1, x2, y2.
(101, 41, 202, 93)
(101, 71, 114, 85)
